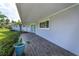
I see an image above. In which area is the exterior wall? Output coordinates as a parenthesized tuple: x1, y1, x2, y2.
(35, 5, 79, 55)
(26, 23, 37, 33)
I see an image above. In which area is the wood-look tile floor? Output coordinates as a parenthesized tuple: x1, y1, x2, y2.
(13, 33, 76, 56)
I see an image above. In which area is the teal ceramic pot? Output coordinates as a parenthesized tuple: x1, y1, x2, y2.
(14, 43, 25, 56)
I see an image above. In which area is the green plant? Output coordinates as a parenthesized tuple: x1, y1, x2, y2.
(0, 28, 20, 55)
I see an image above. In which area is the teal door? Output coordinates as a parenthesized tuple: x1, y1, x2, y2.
(31, 25, 36, 33)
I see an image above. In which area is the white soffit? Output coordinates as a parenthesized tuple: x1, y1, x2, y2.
(16, 3, 75, 23)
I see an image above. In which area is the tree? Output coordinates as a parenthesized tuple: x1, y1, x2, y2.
(0, 12, 10, 28)
(12, 20, 15, 24)
(11, 20, 22, 32)
(5, 19, 10, 25)
(0, 12, 6, 28)
(16, 20, 22, 32)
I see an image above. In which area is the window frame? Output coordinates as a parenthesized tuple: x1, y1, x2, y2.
(39, 19, 50, 30)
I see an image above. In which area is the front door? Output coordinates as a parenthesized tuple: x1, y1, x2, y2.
(31, 24, 36, 33)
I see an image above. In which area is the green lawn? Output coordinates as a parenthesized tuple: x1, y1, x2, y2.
(0, 28, 20, 56)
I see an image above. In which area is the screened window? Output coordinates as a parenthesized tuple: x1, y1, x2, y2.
(40, 21, 49, 28)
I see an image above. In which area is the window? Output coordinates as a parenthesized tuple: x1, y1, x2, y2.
(40, 20, 49, 28)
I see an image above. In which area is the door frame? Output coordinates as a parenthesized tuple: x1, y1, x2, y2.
(31, 24, 36, 33)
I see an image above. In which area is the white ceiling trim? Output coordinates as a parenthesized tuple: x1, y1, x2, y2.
(16, 3, 79, 23)
(40, 4, 79, 21)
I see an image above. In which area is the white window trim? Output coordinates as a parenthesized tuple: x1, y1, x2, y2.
(39, 18, 50, 30)
(39, 28, 50, 30)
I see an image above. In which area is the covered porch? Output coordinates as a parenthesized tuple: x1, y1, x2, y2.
(13, 33, 75, 56)
(15, 3, 79, 55)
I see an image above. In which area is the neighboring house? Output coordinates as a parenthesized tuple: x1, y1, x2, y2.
(16, 3, 79, 55)
(11, 24, 28, 32)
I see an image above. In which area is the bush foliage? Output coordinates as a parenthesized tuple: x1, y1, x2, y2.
(0, 28, 20, 56)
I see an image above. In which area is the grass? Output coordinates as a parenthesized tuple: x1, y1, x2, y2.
(0, 28, 20, 56)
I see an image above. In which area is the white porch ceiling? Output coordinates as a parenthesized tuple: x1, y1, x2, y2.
(16, 3, 75, 23)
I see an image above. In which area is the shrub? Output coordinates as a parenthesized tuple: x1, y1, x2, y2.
(0, 28, 20, 56)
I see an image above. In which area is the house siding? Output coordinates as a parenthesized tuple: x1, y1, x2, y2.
(35, 5, 79, 55)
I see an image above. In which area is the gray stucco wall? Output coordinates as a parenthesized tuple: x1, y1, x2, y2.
(36, 5, 79, 55)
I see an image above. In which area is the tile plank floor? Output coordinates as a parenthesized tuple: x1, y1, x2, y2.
(13, 33, 76, 56)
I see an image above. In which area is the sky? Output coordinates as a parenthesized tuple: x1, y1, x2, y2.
(0, 2, 20, 22)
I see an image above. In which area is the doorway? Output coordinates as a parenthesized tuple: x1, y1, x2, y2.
(31, 24, 36, 33)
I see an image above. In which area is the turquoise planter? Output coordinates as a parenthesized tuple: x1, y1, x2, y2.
(14, 43, 25, 56)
